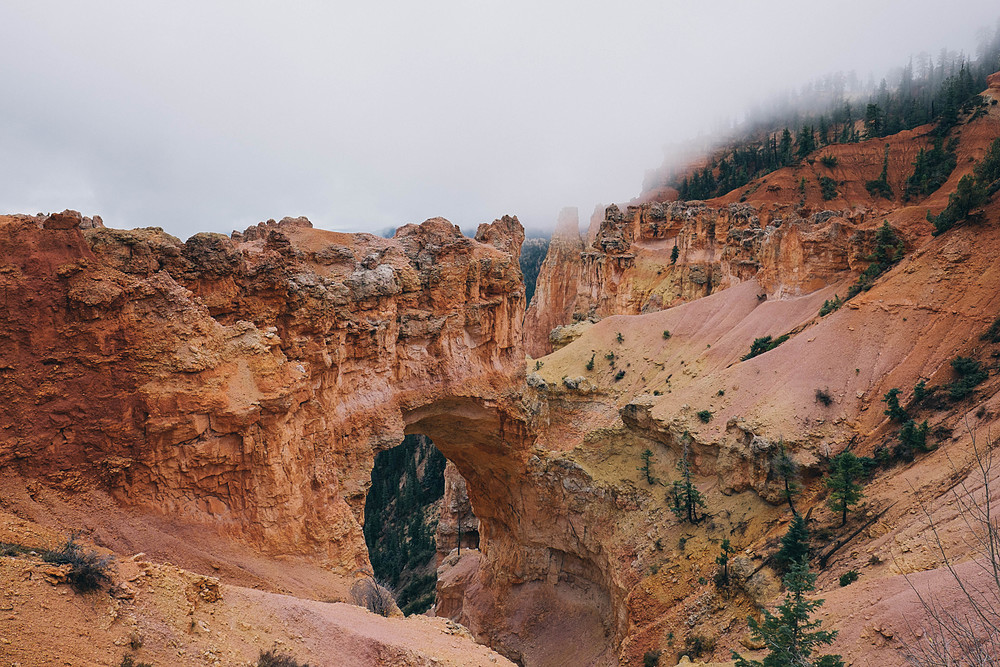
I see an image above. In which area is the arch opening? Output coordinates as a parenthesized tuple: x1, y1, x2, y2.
(363, 433, 480, 616)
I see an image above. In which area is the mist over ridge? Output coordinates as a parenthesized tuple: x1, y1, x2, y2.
(1, 1, 998, 239)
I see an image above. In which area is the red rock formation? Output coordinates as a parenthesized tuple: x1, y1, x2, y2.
(434, 461, 479, 563)
(0, 213, 526, 578)
(523, 207, 584, 357)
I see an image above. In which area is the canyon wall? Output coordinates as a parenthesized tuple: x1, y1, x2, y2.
(0, 212, 527, 577)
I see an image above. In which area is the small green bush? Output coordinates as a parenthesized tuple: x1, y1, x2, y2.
(662, 330, 671, 339)
(947, 356, 988, 400)
(617, 332, 624, 343)
(586, 353, 595, 371)
(982, 315, 1000, 343)
(815, 388, 833, 406)
(741, 334, 790, 361)
(819, 294, 842, 316)
(819, 155, 838, 168)
(839, 570, 860, 587)
(696, 410, 712, 423)
(644, 649, 662, 667)
(614, 369, 626, 381)
(819, 176, 838, 200)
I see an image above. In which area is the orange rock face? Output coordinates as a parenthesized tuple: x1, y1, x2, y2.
(0, 213, 526, 578)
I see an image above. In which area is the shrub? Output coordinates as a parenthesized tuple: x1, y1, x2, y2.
(913, 379, 928, 403)
(696, 410, 712, 423)
(617, 332, 624, 343)
(671, 245, 679, 264)
(43, 536, 112, 593)
(662, 330, 671, 339)
(614, 369, 626, 381)
(120, 655, 153, 667)
(946, 356, 988, 400)
(682, 634, 715, 659)
(586, 353, 595, 371)
(982, 315, 1000, 344)
(644, 649, 662, 667)
(819, 155, 838, 168)
(839, 570, 860, 587)
(819, 176, 838, 200)
(257, 650, 310, 667)
(815, 388, 833, 406)
(882, 388, 906, 421)
(819, 294, 842, 316)
(741, 334, 790, 361)
(846, 221, 903, 298)
(349, 577, 397, 617)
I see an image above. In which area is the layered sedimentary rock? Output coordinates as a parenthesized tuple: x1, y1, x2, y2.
(435, 461, 479, 562)
(524, 207, 584, 357)
(0, 211, 526, 577)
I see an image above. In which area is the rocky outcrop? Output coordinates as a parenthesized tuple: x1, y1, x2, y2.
(0, 213, 526, 578)
(523, 207, 585, 357)
(522, 198, 886, 352)
(435, 461, 479, 563)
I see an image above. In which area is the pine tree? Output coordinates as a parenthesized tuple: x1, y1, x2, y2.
(733, 559, 844, 667)
(638, 449, 659, 485)
(670, 244, 679, 264)
(882, 388, 907, 422)
(774, 514, 810, 573)
(772, 441, 800, 516)
(670, 435, 706, 524)
(715, 538, 735, 589)
(825, 452, 865, 526)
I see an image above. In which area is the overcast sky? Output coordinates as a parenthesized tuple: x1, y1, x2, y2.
(1, 2, 997, 239)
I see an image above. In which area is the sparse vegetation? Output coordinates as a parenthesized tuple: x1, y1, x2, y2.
(683, 634, 716, 660)
(256, 649, 311, 667)
(662, 329, 671, 339)
(349, 577, 397, 617)
(774, 514, 810, 573)
(946, 355, 988, 400)
(643, 649, 662, 667)
(865, 144, 894, 199)
(882, 387, 907, 421)
(733, 559, 843, 667)
(741, 334, 790, 361)
(615, 369, 626, 381)
(670, 435, 706, 524)
(819, 155, 838, 168)
(638, 449, 659, 485)
(904, 136, 957, 201)
(773, 441, 801, 515)
(696, 410, 712, 423)
(819, 294, 842, 316)
(714, 538, 735, 589)
(929, 137, 1000, 235)
(120, 655, 153, 667)
(586, 353, 595, 371)
(839, 570, 859, 587)
(825, 452, 865, 526)
(846, 221, 904, 298)
(913, 379, 929, 403)
(894, 419, 930, 462)
(617, 332, 624, 343)
(982, 315, 1000, 344)
(819, 176, 838, 200)
(670, 245, 679, 264)
(815, 388, 833, 406)
(42, 536, 112, 594)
